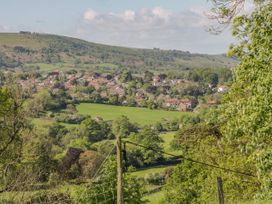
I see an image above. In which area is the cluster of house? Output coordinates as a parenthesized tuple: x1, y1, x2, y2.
(162, 98, 198, 111)
(4, 70, 229, 112)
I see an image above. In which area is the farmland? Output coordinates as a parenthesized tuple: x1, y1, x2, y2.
(76, 103, 193, 125)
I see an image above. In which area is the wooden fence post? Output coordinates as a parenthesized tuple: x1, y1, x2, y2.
(117, 135, 123, 204)
(217, 176, 224, 204)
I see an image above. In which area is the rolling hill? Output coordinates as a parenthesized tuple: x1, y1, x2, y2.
(0, 32, 238, 72)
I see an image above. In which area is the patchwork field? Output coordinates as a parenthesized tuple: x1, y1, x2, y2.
(76, 103, 193, 125)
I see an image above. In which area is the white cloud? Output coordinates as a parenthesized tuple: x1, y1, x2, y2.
(0, 25, 9, 32)
(83, 9, 97, 22)
(152, 7, 171, 20)
(75, 7, 233, 54)
(122, 10, 136, 21)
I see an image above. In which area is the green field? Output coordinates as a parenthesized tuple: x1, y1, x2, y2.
(76, 103, 192, 125)
(144, 191, 165, 204)
(131, 165, 175, 177)
(32, 118, 77, 129)
(161, 132, 182, 156)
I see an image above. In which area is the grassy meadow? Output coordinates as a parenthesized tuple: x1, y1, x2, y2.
(76, 103, 193, 125)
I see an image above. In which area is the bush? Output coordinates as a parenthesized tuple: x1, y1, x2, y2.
(48, 172, 61, 187)
(0, 190, 72, 204)
(25, 191, 72, 204)
(145, 173, 165, 185)
(55, 113, 87, 124)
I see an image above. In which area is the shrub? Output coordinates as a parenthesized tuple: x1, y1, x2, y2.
(145, 173, 165, 185)
(25, 191, 72, 204)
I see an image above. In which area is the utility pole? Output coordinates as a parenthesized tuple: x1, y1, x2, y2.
(116, 134, 123, 204)
(217, 177, 224, 204)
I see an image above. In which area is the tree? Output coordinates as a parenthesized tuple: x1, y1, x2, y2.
(0, 85, 26, 164)
(74, 157, 145, 204)
(26, 89, 56, 116)
(208, 0, 266, 33)
(23, 131, 57, 182)
(78, 150, 105, 179)
(0, 84, 36, 192)
(112, 116, 138, 138)
(48, 123, 68, 145)
(82, 117, 112, 142)
(132, 126, 163, 164)
(125, 95, 137, 106)
(219, 2, 272, 197)
(166, 2, 272, 201)
(108, 94, 119, 105)
(205, 72, 219, 86)
(143, 71, 154, 82)
(164, 161, 203, 204)
(166, 120, 259, 203)
(120, 70, 133, 83)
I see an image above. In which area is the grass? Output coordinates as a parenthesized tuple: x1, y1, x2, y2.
(25, 63, 78, 72)
(131, 165, 170, 204)
(76, 103, 193, 125)
(32, 118, 54, 127)
(144, 191, 165, 204)
(130, 165, 175, 178)
(26, 63, 61, 71)
(97, 63, 119, 69)
(0, 33, 48, 48)
(31, 118, 77, 129)
(160, 131, 182, 156)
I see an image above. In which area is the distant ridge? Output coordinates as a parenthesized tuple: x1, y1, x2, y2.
(0, 32, 238, 71)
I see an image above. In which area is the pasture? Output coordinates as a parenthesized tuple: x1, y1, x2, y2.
(76, 103, 193, 125)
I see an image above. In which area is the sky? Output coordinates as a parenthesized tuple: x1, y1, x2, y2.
(0, 0, 238, 54)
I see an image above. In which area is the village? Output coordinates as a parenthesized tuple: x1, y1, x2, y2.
(3, 69, 230, 112)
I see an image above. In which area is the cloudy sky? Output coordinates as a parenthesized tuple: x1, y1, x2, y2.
(0, 0, 239, 54)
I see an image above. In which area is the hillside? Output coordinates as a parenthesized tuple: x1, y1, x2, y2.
(0, 32, 238, 72)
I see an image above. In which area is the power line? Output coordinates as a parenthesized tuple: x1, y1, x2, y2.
(124, 140, 256, 178)
(92, 144, 116, 179)
(77, 145, 116, 202)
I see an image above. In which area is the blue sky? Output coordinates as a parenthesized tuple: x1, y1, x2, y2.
(0, 0, 235, 54)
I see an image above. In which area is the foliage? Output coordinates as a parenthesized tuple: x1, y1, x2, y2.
(55, 113, 87, 124)
(0, 84, 28, 190)
(220, 2, 272, 198)
(164, 3, 272, 203)
(74, 157, 146, 204)
(120, 70, 133, 82)
(91, 140, 115, 155)
(82, 117, 113, 142)
(0, 190, 72, 204)
(164, 161, 204, 204)
(165, 120, 260, 203)
(131, 126, 163, 165)
(23, 133, 57, 182)
(26, 89, 67, 116)
(112, 115, 138, 138)
(144, 172, 165, 185)
(78, 150, 105, 179)
(48, 123, 68, 145)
